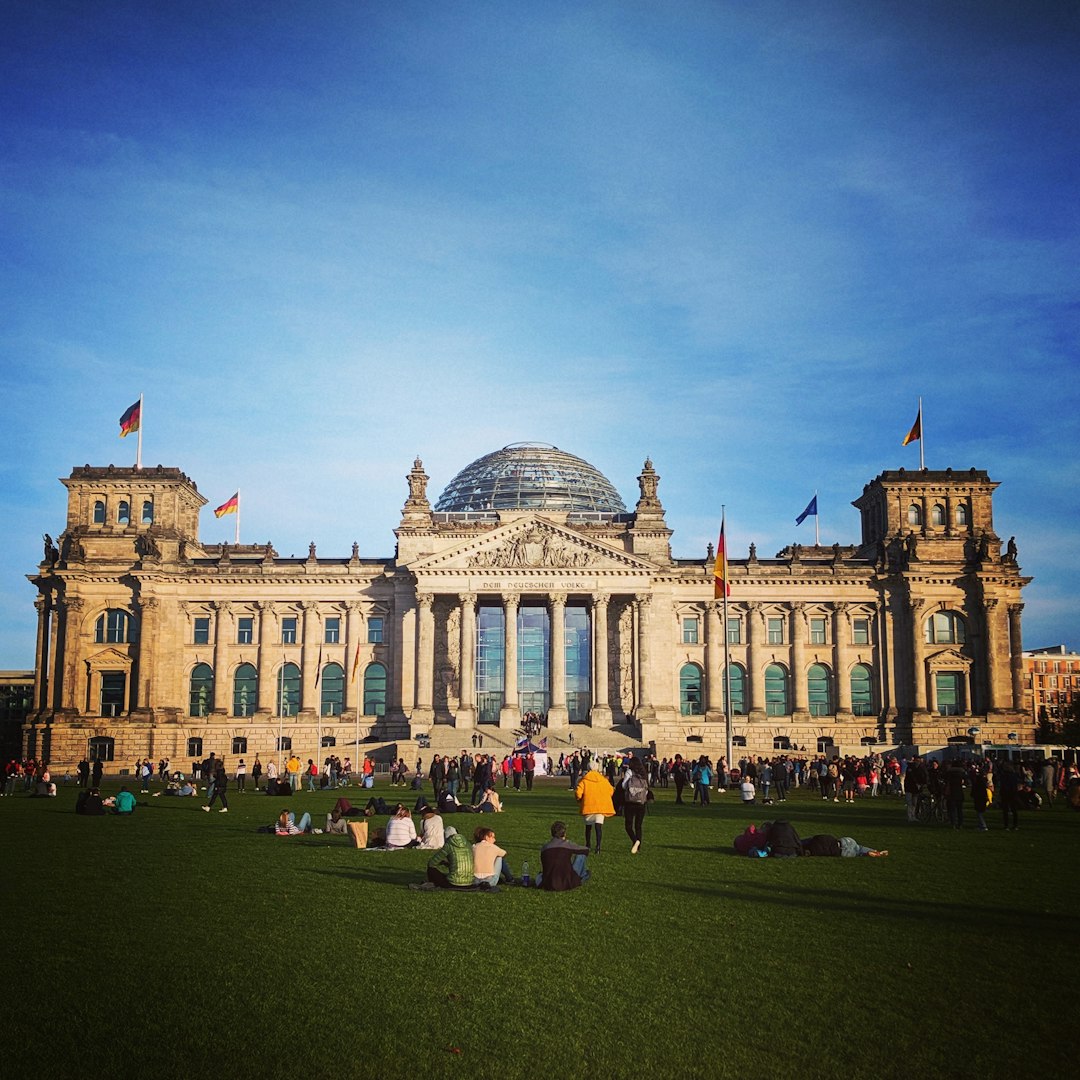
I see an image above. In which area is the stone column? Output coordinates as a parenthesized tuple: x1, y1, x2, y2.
(833, 602, 852, 716)
(33, 595, 49, 712)
(301, 602, 319, 715)
(635, 594, 655, 721)
(48, 594, 62, 711)
(414, 592, 435, 724)
(547, 592, 568, 729)
(910, 597, 929, 714)
(1008, 603, 1025, 713)
(984, 599, 1001, 713)
(499, 594, 520, 728)
(590, 594, 611, 728)
(747, 601, 765, 722)
(457, 593, 477, 728)
(212, 602, 230, 713)
(344, 602, 363, 714)
(791, 602, 808, 719)
(256, 602, 275, 714)
(705, 601, 724, 717)
(134, 596, 159, 709)
(61, 597, 84, 711)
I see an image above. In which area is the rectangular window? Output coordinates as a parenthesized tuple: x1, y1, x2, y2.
(682, 617, 698, 645)
(193, 617, 210, 645)
(276, 736, 292, 752)
(810, 617, 827, 645)
(100, 672, 126, 717)
(324, 617, 340, 644)
(852, 618, 870, 645)
(367, 617, 383, 644)
(935, 672, 963, 716)
(727, 618, 741, 645)
(767, 617, 784, 645)
(237, 617, 254, 644)
(281, 617, 297, 644)
(232, 737, 247, 755)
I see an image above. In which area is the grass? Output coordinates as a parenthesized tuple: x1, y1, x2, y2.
(3, 775, 1079, 1080)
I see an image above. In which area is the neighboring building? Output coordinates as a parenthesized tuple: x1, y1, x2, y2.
(0, 671, 34, 762)
(1023, 645, 1080, 731)
(26, 447, 1031, 768)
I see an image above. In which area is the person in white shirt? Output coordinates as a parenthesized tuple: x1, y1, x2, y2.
(740, 778, 757, 804)
(384, 805, 418, 848)
(417, 808, 445, 849)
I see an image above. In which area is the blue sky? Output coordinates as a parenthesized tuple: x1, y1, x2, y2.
(2, 0, 1077, 668)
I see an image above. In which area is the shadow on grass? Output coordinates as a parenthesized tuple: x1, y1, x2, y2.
(666, 879, 1078, 932)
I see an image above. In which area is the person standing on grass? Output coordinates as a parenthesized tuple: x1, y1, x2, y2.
(905, 757, 927, 822)
(286, 754, 301, 792)
(971, 764, 990, 831)
(525, 751, 536, 791)
(671, 754, 688, 803)
(696, 757, 712, 806)
(251, 755, 262, 792)
(576, 761, 615, 854)
(944, 761, 967, 829)
(620, 757, 651, 854)
(203, 758, 229, 814)
(235, 758, 247, 794)
(998, 761, 1021, 831)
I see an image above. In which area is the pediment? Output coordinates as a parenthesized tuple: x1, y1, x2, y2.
(410, 516, 656, 573)
(85, 647, 133, 670)
(925, 647, 973, 671)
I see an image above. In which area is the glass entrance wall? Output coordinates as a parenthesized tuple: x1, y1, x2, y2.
(477, 605, 505, 724)
(565, 604, 591, 722)
(517, 604, 550, 715)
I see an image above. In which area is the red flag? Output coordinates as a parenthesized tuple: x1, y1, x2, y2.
(713, 521, 729, 598)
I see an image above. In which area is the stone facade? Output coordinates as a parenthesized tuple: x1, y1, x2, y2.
(26, 457, 1032, 769)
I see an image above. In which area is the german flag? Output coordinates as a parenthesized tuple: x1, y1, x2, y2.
(118, 400, 141, 437)
(902, 407, 922, 446)
(214, 493, 239, 517)
(713, 520, 730, 599)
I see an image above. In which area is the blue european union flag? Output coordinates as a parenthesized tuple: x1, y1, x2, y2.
(795, 495, 817, 526)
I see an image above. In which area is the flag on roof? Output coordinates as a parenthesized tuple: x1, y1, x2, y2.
(118, 400, 141, 437)
(795, 495, 818, 526)
(214, 493, 239, 517)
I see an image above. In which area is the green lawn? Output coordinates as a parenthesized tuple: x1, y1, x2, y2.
(3, 776, 1078, 1080)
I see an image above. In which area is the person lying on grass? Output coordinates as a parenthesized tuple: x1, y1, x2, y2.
(275, 809, 312, 835)
(801, 834, 889, 857)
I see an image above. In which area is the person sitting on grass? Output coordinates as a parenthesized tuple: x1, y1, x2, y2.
(112, 786, 137, 815)
(76, 787, 106, 816)
(412, 826, 474, 890)
(800, 834, 889, 857)
(472, 826, 513, 886)
(385, 805, 418, 848)
(324, 808, 350, 835)
(476, 786, 502, 813)
(537, 820, 590, 892)
(417, 807, 445, 850)
(740, 776, 757, 805)
(275, 809, 312, 835)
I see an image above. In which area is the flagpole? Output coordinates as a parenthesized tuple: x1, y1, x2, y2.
(814, 490, 820, 547)
(722, 506, 733, 768)
(235, 490, 241, 546)
(278, 655, 285, 776)
(136, 393, 143, 470)
(918, 397, 925, 470)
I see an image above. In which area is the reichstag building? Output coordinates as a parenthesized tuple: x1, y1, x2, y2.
(26, 443, 1030, 767)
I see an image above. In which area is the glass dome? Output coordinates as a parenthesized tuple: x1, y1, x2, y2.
(435, 443, 627, 515)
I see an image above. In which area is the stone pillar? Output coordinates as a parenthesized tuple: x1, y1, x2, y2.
(61, 597, 84, 711)
(547, 592, 568, 729)
(414, 592, 435, 724)
(344, 602, 363, 714)
(301, 602, 319, 715)
(910, 598, 929, 714)
(635, 594, 655, 721)
(1008, 603, 1025, 713)
(983, 599, 1000, 713)
(833, 602, 852, 716)
(590, 594, 611, 728)
(209, 602, 229, 713)
(48, 594, 62, 711)
(457, 593, 477, 728)
(791, 602, 808, 719)
(134, 596, 159, 709)
(747, 601, 765, 722)
(499, 595, 520, 728)
(33, 595, 49, 712)
(256, 602, 275, 714)
(705, 601, 724, 717)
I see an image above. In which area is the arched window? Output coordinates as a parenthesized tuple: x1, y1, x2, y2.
(320, 662, 344, 717)
(277, 663, 300, 717)
(956, 503, 970, 526)
(931, 504, 946, 526)
(807, 663, 831, 716)
(93, 500, 106, 524)
(679, 663, 703, 716)
(723, 664, 746, 715)
(925, 611, 966, 645)
(88, 735, 114, 762)
(141, 499, 154, 524)
(363, 662, 387, 717)
(189, 663, 214, 717)
(117, 500, 130, 525)
(907, 503, 922, 526)
(765, 664, 789, 716)
(850, 663, 874, 716)
(95, 609, 132, 644)
(233, 663, 257, 717)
